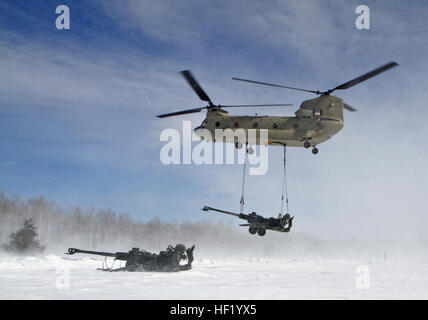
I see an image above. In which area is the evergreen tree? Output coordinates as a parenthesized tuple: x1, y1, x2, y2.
(4, 218, 45, 253)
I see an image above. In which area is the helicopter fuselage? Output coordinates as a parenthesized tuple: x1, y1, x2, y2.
(194, 95, 344, 147)
(159, 63, 398, 151)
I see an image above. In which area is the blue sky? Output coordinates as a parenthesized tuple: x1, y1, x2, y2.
(0, 0, 427, 239)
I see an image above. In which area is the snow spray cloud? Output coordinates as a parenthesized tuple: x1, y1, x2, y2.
(160, 121, 268, 175)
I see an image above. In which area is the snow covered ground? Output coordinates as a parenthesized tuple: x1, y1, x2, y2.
(1, 254, 427, 299)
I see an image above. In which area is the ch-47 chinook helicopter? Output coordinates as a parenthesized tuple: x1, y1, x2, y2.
(157, 62, 398, 154)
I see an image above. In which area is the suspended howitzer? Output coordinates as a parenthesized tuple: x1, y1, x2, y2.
(202, 206, 293, 236)
(66, 245, 195, 272)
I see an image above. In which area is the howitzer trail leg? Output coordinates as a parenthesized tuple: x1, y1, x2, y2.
(109, 267, 128, 272)
(102, 257, 109, 271)
(98, 257, 120, 271)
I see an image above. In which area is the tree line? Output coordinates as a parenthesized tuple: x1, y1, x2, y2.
(0, 191, 247, 255)
(2, 191, 390, 259)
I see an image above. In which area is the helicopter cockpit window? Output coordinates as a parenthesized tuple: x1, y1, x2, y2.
(314, 110, 322, 116)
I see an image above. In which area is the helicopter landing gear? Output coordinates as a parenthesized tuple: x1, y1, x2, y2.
(257, 228, 266, 236)
(249, 226, 257, 235)
(303, 141, 311, 148)
(312, 147, 319, 155)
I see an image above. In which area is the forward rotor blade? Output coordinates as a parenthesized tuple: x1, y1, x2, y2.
(156, 107, 205, 118)
(343, 103, 357, 112)
(181, 70, 212, 103)
(332, 61, 399, 92)
(221, 104, 293, 107)
(232, 77, 320, 94)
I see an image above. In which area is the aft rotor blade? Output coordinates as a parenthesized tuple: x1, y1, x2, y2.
(331, 62, 399, 92)
(181, 70, 212, 103)
(156, 107, 205, 118)
(343, 103, 357, 112)
(222, 104, 293, 107)
(232, 77, 320, 94)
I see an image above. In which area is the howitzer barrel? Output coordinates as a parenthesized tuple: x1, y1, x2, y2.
(202, 206, 248, 219)
(67, 248, 117, 258)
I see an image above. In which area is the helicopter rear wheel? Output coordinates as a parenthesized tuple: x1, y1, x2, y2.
(312, 147, 319, 155)
(257, 228, 266, 236)
(304, 141, 311, 148)
(247, 147, 254, 155)
(249, 226, 257, 235)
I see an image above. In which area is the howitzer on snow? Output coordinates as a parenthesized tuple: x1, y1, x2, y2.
(66, 244, 195, 272)
(202, 206, 293, 236)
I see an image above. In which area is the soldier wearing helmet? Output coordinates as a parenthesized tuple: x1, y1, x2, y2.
(166, 245, 174, 254)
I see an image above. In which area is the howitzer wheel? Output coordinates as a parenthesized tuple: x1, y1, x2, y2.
(257, 228, 266, 236)
(249, 226, 258, 235)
